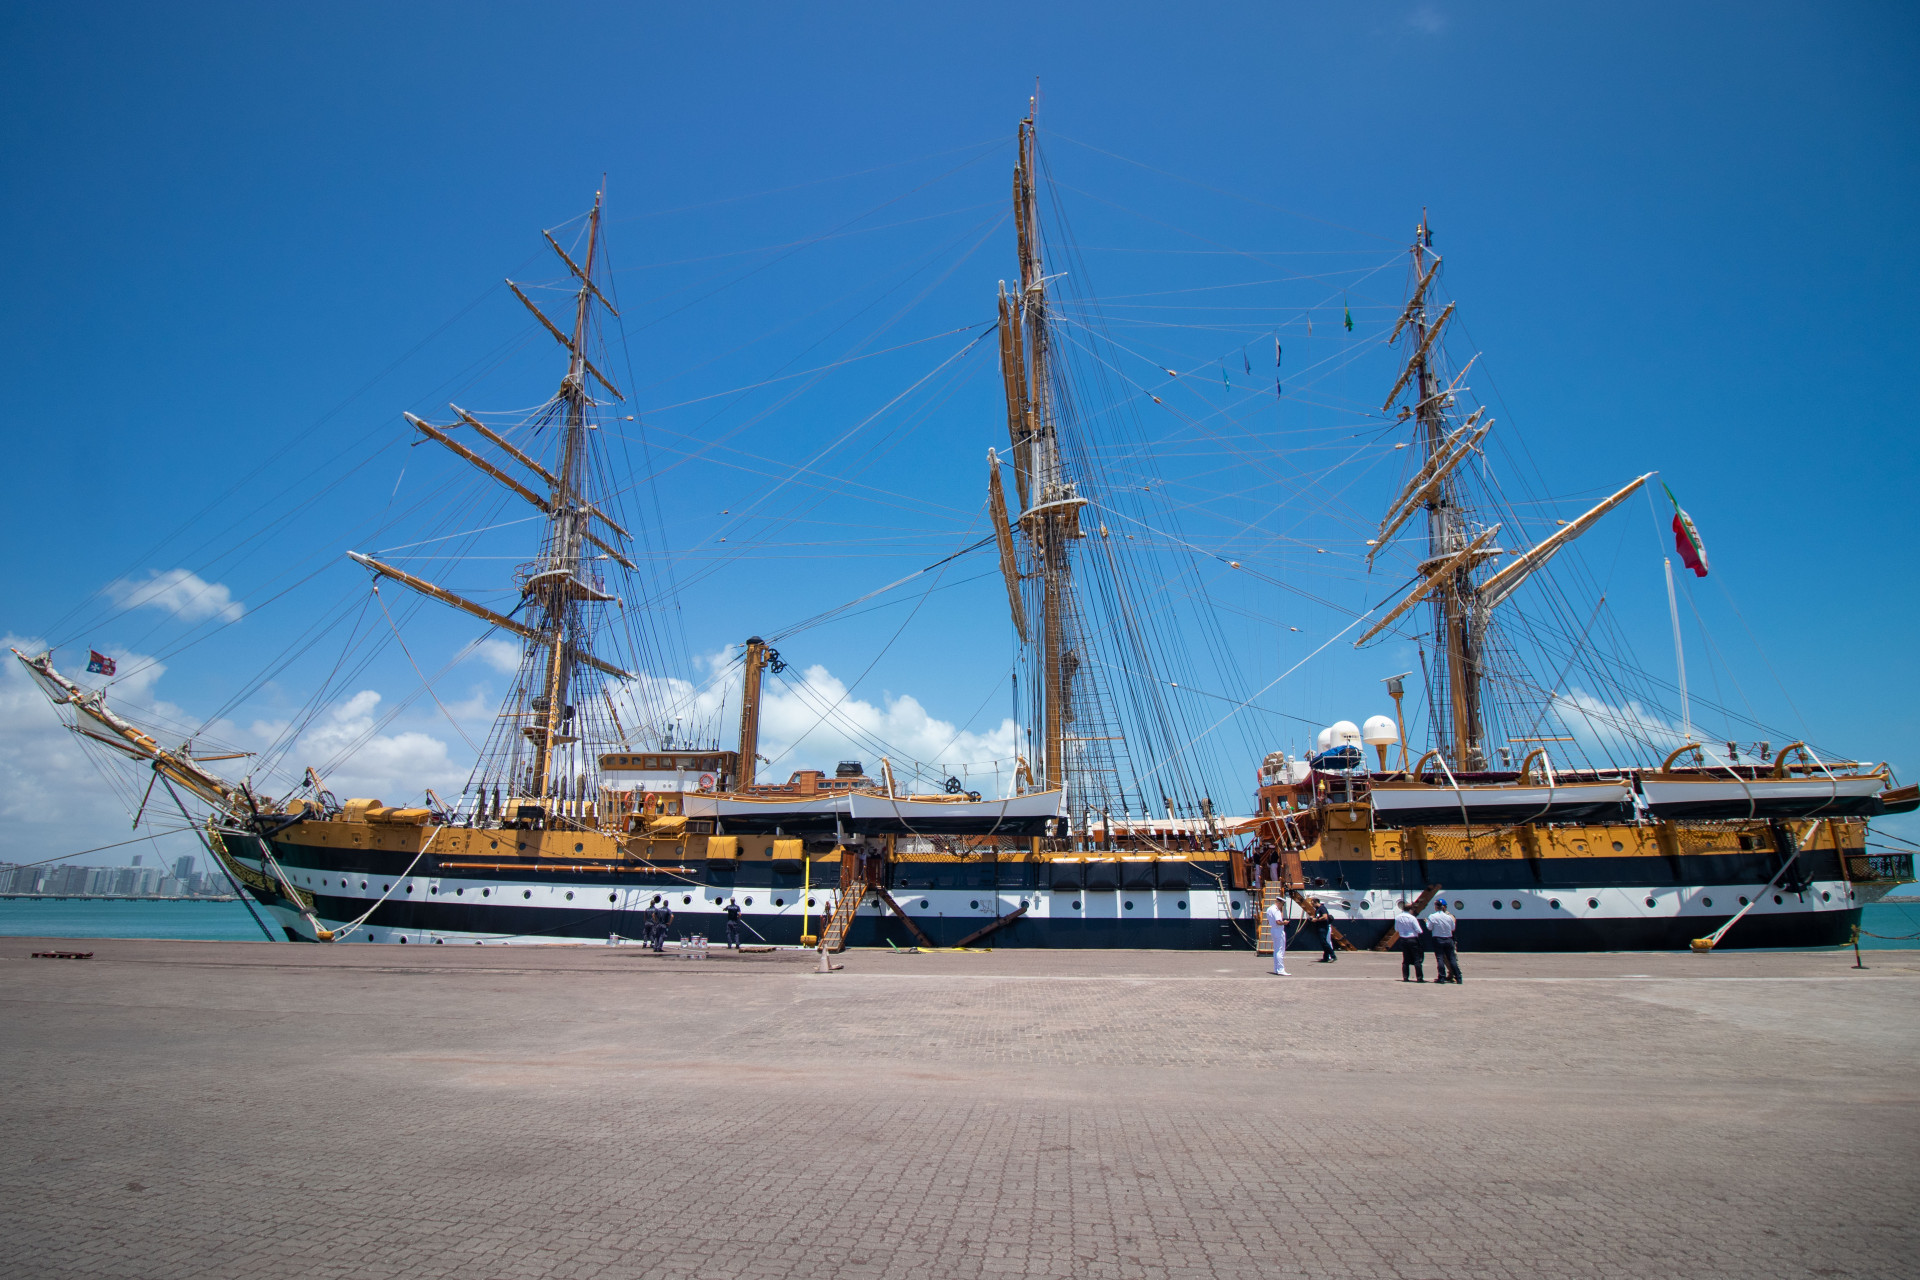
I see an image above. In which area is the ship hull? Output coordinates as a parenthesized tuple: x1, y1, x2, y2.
(215, 830, 1865, 952)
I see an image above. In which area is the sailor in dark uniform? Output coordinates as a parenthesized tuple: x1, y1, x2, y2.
(654, 896, 673, 952)
(724, 898, 744, 949)
(644, 895, 662, 949)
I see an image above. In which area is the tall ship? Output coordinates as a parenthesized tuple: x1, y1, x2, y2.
(16, 114, 1912, 950)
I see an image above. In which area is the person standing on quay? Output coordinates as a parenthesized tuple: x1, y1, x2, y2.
(724, 897, 744, 949)
(1394, 900, 1427, 983)
(1428, 899, 1461, 984)
(1265, 895, 1290, 976)
(1309, 896, 1337, 963)
(654, 896, 674, 952)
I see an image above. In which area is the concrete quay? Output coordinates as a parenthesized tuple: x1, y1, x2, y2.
(2, 940, 1915, 1280)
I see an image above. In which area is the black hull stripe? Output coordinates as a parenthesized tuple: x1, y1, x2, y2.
(266, 895, 1860, 952)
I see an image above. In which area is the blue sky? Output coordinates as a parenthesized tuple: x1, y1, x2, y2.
(2, 1, 1915, 864)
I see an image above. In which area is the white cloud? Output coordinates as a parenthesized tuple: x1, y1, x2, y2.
(463, 638, 524, 675)
(616, 649, 1021, 796)
(289, 690, 467, 805)
(104, 569, 244, 624)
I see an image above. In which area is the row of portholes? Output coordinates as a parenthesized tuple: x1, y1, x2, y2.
(1063, 900, 1191, 911)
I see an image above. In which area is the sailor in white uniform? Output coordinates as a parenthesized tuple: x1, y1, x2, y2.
(1265, 897, 1289, 975)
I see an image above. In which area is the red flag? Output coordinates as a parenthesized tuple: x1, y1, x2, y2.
(1662, 483, 1709, 578)
(86, 650, 117, 676)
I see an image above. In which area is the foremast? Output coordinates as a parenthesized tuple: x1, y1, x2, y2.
(351, 190, 640, 825)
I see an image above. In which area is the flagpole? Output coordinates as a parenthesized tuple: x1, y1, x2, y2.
(1664, 556, 1692, 743)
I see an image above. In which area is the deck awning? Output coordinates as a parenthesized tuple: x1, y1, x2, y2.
(1638, 775, 1885, 821)
(1367, 780, 1635, 829)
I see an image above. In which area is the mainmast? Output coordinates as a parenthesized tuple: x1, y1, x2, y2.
(1000, 101, 1083, 797)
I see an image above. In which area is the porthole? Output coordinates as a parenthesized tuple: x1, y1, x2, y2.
(566, 891, 574, 901)
(456, 887, 464, 896)
(482, 888, 491, 897)
(919, 899, 929, 909)
(398, 937, 406, 944)
(575, 843, 584, 853)
(1549, 898, 1561, 909)
(609, 893, 617, 902)
(745, 897, 754, 906)
(686, 895, 694, 905)
(1612, 841, 1624, 852)
(1124, 900, 1134, 911)
(1645, 897, 1656, 908)
(1177, 900, 1188, 910)
(434, 938, 442, 944)
(489, 841, 497, 850)
(1072, 900, 1082, 910)
(1511, 900, 1521, 910)
(360, 880, 368, 889)
(1498, 844, 1509, 855)
(1492, 900, 1502, 910)
(429, 886, 437, 894)
(969, 899, 979, 909)
(1232, 900, 1244, 912)
(1738, 896, 1749, 906)
(1773, 895, 1783, 905)
(522, 890, 531, 900)
(1821, 891, 1831, 902)
(1702, 897, 1713, 908)
(1588, 898, 1599, 909)
(404, 884, 412, 893)
(774, 897, 784, 907)
(382, 884, 390, 892)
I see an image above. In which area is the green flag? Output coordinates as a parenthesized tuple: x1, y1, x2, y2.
(1343, 298, 1354, 332)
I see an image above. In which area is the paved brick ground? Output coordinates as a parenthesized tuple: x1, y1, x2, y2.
(2, 939, 1915, 1280)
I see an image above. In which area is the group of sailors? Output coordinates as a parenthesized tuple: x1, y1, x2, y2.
(635, 895, 749, 950)
(1263, 894, 1461, 983)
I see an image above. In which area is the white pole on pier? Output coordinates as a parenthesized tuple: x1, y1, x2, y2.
(1664, 556, 1692, 743)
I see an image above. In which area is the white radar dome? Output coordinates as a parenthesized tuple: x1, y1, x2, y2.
(1314, 726, 1333, 751)
(1361, 715, 1399, 745)
(1329, 720, 1361, 747)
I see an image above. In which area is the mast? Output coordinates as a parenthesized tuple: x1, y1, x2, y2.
(1012, 102, 1078, 795)
(1406, 213, 1484, 770)
(528, 191, 605, 797)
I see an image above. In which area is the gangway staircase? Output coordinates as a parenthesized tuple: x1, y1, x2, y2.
(820, 870, 865, 953)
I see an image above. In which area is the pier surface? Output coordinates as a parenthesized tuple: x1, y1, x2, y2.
(3, 941, 1915, 1280)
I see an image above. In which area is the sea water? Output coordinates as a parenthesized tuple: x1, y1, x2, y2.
(3, 891, 1917, 946)
(0, 897, 276, 941)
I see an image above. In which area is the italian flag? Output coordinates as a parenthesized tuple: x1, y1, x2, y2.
(1663, 482, 1709, 578)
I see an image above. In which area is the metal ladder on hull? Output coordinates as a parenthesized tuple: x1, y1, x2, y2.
(820, 872, 867, 953)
